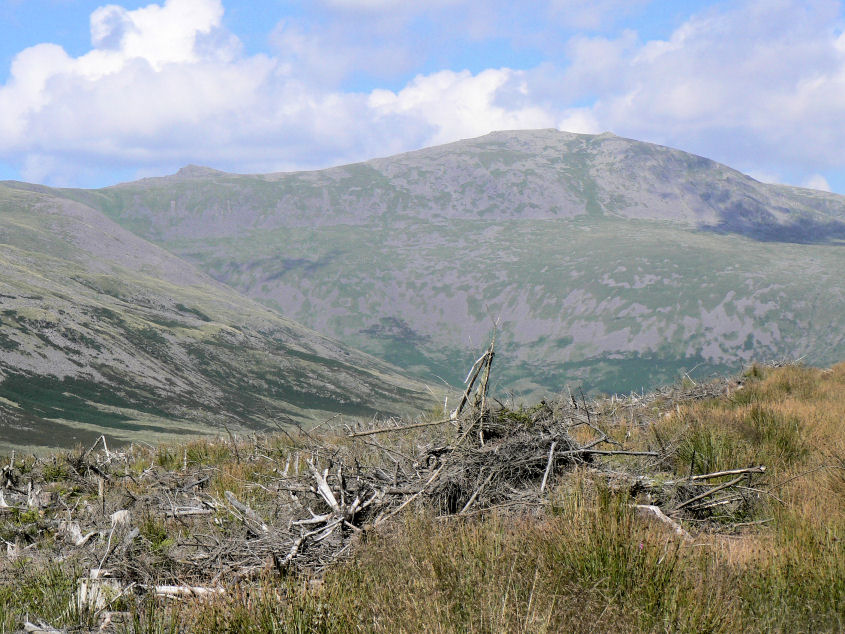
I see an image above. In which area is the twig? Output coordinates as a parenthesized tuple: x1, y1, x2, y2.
(540, 441, 557, 493)
(224, 491, 268, 532)
(310, 413, 341, 434)
(460, 469, 496, 515)
(687, 466, 766, 481)
(769, 464, 833, 490)
(375, 463, 445, 526)
(675, 475, 745, 510)
(689, 495, 743, 510)
(348, 418, 452, 438)
(559, 449, 658, 458)
(355, 437, 414, 462)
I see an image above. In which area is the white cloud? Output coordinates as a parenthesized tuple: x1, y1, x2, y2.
(89, 0, 225, 68)
(556, 108, 602, 134)
(803, 174, 832, 191)
(0, 0, 565, 184)
(0, 0, 241, 149)
(1, 0, 845, 191)
(551, 0, 845, 181)
(369, 69, 557, 145)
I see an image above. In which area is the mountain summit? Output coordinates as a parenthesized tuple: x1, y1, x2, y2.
(4, 130, 844, 423)
(72, 129, 843, 395)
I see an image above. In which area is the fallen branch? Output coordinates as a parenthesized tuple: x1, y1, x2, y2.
(165, 508, 214, 517)
(307, 461, 341, 515)
(540, 441, 557, 493)
(348, 418, 452, 438)
(675, 475, 746, 510)
(559, 449, 658, 458)
(375, 463, 445, 526)
(688, 466, 766, 481)
(635, 504, 691, 540)
(153, 585, 225, 598)
(224, 491, 269, 532)
(460, 469, 496, 515)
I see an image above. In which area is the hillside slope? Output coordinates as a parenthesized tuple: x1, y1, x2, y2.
(30, 129, 845, 394)
(0, 183, 433, 452)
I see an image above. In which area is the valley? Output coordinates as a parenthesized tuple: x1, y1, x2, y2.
(2, 129, 844, 450)
(0, 184, 433, 452)
(77, 130, 845, 394)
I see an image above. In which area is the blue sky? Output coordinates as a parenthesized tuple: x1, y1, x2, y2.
(0, 0, 843, 193)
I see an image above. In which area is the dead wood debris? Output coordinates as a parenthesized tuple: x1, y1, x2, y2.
(0, 353, 770, 629)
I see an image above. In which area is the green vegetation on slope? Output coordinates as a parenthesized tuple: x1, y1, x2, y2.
(58, 129, 845, 398)
(148, 215, 845, 395)
(0, 184, 435, 452)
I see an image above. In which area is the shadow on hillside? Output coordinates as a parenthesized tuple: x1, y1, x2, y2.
(701, 199, 845, 244)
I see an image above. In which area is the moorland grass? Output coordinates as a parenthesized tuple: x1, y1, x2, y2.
(1, 363, 843, 632)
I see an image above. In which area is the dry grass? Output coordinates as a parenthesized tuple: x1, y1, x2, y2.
(1, 363, 844, 632)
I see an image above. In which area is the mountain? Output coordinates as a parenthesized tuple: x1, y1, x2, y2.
(0, 183, 434, 453)
(15, 129, 845, 397)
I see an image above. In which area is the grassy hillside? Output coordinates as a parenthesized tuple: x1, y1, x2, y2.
(62, 129, 845, 396)
(150, 215, 845, 395)
(0, 184, 435, 452)
(1, 361, 842, 632)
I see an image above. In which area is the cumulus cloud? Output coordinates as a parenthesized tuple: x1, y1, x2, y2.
(0, 0, 240, 148)
(0, 0, 568, 184)
(0, 0, 324, 180)
(1, 0, 845, 190)
(369, 69, 557, 144)
(553, 0, 845, 185)
(88, 0, 226, 66)
(803, 174, 833, 191)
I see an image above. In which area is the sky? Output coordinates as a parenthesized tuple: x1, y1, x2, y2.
(0, 0, 843, 192)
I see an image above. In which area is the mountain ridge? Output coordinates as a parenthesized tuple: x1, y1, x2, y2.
(0, 182, 434, 452)
(3, 128, 844, 414)
(84, 128, 845, 240)
(61, 129, 844, 395)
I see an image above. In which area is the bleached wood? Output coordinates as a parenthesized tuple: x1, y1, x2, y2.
(675, 475, 746, 510)
(224, 491, 269, 532)
(307, 460, 341, 514)
(540, 441, 558, 493)
(153, 585, 225, 598)
(688, 466, 766, 481)
(460, 469, 496, 514)
(635, 505, 691, 539)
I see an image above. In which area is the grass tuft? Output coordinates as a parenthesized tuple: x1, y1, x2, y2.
(2, 362, 844, 632)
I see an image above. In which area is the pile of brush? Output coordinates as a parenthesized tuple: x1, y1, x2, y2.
(0, 340, 769, 627)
